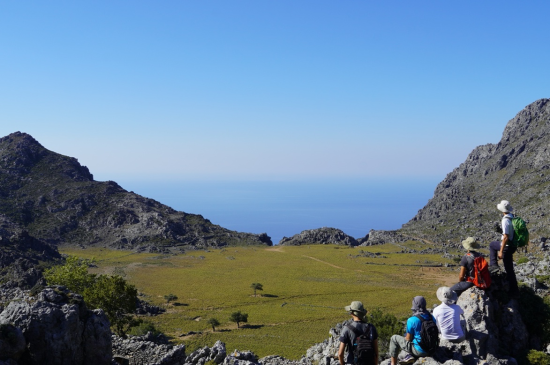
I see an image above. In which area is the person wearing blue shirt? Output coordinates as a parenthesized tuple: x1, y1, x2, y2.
(389, 296, 437, 365)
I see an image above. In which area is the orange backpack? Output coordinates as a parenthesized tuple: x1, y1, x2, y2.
(466, 253, 492, 289)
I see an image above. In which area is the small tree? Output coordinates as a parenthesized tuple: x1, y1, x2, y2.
(208, 318, 220, 332)
(44, 256, 139, 337)
(250, 283, 263, 297)
(164, 293, 178, 303)
(229, 311, 248, 328)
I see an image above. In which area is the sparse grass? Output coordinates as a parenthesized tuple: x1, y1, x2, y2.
(61, 244, 455, 359)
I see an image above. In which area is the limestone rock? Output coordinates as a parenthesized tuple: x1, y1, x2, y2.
(279, 227, 357, 246)
(0, 286, 111, 365)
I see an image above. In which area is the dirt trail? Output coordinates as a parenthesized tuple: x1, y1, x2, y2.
(301, 255, 345, 269)
(265, 247, 285, 252)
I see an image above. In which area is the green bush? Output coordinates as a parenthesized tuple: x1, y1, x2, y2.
(128, 320, 162, 337)
(517, 257, 529, 265)
(44, 256, 138, 336)
(526, 350, 550, 365)
(367, 308, 405, 358)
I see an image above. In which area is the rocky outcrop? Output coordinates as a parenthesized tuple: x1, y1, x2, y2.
(0, 286, 112, 365)
(112, 333, 187, 365)
(0, 213, 61, 289)
(0, 132, 272, 249)
(357, 229, 411, 246)
(400, 98, 550, 244)
(278, 228, 358, 246)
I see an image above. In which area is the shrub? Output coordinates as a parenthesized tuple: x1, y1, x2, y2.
(526, 350, 550, 365)
(164, 293, 178, 303)
(128, 320, 162, 337)
(517, 257, 529, 265)
(367, 308, 405, 358)
(45, 256, 139, 336)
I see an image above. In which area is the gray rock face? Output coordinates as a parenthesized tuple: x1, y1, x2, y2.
(0, 132, 272, 249)
(111, 333, 187, 365)
(0, 286, 111, 365)
(279, 227, 358, 246)
(357, 229, 414, 246)
(400, 98, 550, 244)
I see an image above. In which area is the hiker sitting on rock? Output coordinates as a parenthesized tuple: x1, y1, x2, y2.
(450, 237, 491, 297)
(433, 287, 465, 343)
(338, 301, 379, 365)
(389, 296, 439, 365)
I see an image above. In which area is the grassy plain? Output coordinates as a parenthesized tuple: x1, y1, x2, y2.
(60, 243, 458, 359)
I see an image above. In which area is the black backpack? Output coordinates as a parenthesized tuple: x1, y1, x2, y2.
(346, 323, 375, 365)
(415, 315, 439, 354)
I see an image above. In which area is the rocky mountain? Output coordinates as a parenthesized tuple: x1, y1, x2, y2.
(0, 132, 272, 249)
(278, 227, 358, 246)
(0, 213, 61, 288)
(399, 98, 550, 245)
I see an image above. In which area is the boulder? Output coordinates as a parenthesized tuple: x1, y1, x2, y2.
(0, 286, 111, 365)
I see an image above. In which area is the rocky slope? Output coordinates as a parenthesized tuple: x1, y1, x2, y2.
(0, 132, 272, 249)
(278, 227, 358, 246)
(0, 213, 61, 288)
(399, 98, 550, 245)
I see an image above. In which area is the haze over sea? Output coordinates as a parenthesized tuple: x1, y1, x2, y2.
(117, 178, 439, 245)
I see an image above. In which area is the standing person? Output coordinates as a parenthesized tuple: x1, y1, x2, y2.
(489, 200, 519, 297)
(389, 296, 438, 365)
(450, 237, 486, 297)
(338, 301, 379, 365)
(433, 287, 465, 343)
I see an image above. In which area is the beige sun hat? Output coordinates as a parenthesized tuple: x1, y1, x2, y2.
(462, 237, 480, 251)
(345, 301, 367, 317)
(497, 200, 513, 213)
(436, 286, 458, 305)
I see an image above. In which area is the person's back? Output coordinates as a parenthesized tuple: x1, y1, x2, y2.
(338, 301, 379, 365)
(433, 303, 464, 341)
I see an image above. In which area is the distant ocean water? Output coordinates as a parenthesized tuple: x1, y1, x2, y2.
(116, 178, 440, 245)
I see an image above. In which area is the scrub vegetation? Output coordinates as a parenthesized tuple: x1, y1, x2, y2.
(60, 243, 459, 359)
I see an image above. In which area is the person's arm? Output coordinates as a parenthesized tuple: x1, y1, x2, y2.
(405, 332, 413, 342)
(338, 342, 346, 365)
(373, 339, 379, 365)
(458, 266, 467, 281)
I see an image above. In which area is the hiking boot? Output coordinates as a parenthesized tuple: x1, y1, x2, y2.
(399, 354, 416, 365)
(489, 265, 501, 274)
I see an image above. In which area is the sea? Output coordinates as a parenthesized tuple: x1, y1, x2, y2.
(116, 178, 440, 245)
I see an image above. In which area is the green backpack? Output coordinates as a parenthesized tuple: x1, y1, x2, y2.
(507, 216, 529, 247)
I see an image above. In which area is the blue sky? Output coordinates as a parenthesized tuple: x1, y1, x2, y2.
(1, 1, 549, 182)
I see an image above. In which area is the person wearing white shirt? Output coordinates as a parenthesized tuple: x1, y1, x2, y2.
(489, 200, 519, 297)
(433, 287, 465, 343)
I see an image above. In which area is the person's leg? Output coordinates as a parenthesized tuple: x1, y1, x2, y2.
(389, 335, 408, 365)
(503, 245, 519, 295)
(489, 241, 500, 266)
(450, 281, 474, 297)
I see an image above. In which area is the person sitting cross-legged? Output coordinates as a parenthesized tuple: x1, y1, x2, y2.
(389, 296, 438, 365)
(338, 301, 379, 365)
(433, 286, 465, 343)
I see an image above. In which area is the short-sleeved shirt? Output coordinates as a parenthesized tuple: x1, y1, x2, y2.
(339, 320, 379, 364)
(433, 303, 464, 340)
(406, 313, 437, 355)
(459, 251, 483, 279)
(502, 214, 514, 242)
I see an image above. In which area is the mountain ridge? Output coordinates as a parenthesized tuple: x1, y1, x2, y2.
(398, 98, 550, 245)
(0, 132, 272, 249)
